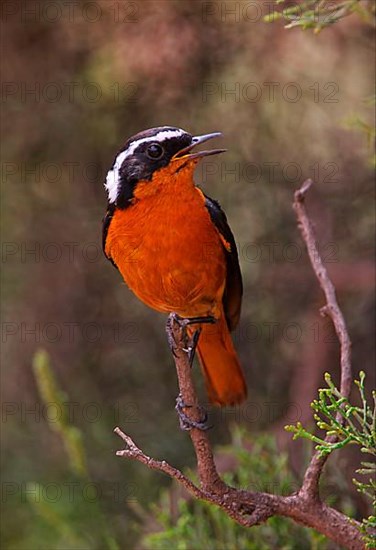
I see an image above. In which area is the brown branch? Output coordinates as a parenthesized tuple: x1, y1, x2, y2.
(115, 179, 363, 549)
(293, 179, 353, 500)
(114, 427, 208, 501)
(169, 321, 226, 494)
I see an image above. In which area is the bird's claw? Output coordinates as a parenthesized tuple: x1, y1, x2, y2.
(182, 327, 202, 367)
(175, 394, 210, 431)
(165, 312, 215, 363)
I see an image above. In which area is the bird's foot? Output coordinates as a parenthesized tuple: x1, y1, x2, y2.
(175, 394, 211, 431)
(166, 313, 216, 364)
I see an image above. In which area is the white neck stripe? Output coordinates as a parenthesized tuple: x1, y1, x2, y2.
(104, 128, 186, 203)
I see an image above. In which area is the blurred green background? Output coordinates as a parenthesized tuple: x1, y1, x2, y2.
(1, 0, 375, 548)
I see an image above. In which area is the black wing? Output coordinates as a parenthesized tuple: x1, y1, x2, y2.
(102, 204, 118, 269)
(204, 194, 243, 331)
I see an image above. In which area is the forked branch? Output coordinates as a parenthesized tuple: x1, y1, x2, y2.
(115, 180, 362, 549)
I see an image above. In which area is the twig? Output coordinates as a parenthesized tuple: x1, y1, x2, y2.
(114, 427, 207, 501)
(293, 179, 352, 499)
(114, 179, 363, 549)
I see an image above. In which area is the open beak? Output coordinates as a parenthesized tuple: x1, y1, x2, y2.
(172, 132, 226, 160)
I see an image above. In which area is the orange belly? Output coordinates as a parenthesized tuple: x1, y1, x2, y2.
(105, 187, 226, 318)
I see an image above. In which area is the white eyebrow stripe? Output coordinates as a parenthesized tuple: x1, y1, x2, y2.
(104, 128, 186, 203)
(121, 128, 186, 160)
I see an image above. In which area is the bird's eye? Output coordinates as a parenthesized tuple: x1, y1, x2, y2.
(146, 143, 164, 159)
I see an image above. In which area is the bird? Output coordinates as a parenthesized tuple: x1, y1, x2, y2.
(102, 126, 247, 408)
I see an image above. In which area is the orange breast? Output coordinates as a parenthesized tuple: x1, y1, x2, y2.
(105, 163, 226, 318)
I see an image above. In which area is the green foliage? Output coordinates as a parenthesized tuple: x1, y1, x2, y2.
(32, 349, 88, 477)
(27, 350, 120, 550)
(344, 95, 376, 168)
(264, 0, 375, 33)
(143, 430, 328, 550)
(286, 372, 376, 547)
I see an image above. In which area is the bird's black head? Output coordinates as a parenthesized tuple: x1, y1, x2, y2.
(104, 126, 224, 208)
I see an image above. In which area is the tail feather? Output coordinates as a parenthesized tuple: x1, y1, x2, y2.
(191, 313, 247, 406)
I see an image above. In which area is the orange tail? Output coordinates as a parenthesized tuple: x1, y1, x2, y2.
(192, 312, 247, 406)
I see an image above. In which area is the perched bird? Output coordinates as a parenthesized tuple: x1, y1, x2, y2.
(103, 126, 247, 407)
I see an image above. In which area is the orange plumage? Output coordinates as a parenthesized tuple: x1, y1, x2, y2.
(103, 127, 247, 405)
